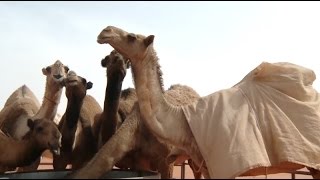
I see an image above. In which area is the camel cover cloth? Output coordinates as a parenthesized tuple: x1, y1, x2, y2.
(183, 62, 320, 178)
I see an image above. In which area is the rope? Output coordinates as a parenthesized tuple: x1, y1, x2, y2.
(45, 96, 58, 105)
(192, 159, 205, 173)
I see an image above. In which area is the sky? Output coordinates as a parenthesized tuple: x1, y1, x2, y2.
(1, 1, 320, 116)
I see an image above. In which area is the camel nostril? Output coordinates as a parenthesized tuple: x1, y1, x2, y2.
(53, 74, 62, 79)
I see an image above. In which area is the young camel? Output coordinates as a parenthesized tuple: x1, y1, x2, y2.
(95, 26, 320, 179)
(0, 118, 61, 173)
(66, 51, 201, 179)
(53, 70, 101, 170)
(0, 60, 69, 171)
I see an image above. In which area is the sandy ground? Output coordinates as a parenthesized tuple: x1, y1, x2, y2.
(38, 156, 313, 179)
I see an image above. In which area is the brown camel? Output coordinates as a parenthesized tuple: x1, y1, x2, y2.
(0, 118, 61, 173)
(66, 50, 200, 179)
(0, 60, 69, 171)
(94, 50, 132, 149)
(53, 70, 101, 170)
(95, 26, 320, 179)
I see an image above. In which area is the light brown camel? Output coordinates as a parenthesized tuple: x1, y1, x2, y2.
(66, 51, 201, 179)
(53, 70, 99, 170)
(0, 118, 61, 173)
(0, 60, 69, 171)
(95, 26, 320, 179)
(0, 60, 68, 139)
(97, 26, 207, 178)
(0, 85, 40, 138)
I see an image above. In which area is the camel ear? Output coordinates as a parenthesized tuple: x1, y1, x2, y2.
(144, 35, 154, 47)
(27, 118, 34, 130)
(64, 66, 69, 72)
(86, 81, 93, 89)
(42, 66, 51, 75)
(101, 56, 109, 67)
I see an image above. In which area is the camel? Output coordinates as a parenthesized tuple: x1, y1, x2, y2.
(0, 85, 40, 137)
(53, 70, 101, 170)
(95, 26, 320, 179)
(0, 60, 69, 171)
(66, 50, 201, 179)
(92, 50, 174, 177)
(0, 60, 68, 139)
(0, 118, 61, 173)
(94, 50, 132, 149)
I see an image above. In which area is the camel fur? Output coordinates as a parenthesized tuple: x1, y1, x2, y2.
(53, 70, 101, 170)
(0, 118, 61, 173)
(95, 25, 320, 179)
(93, 50, 132, 149)
(66, 50, 200, 179)
(0, 60, 69, 171)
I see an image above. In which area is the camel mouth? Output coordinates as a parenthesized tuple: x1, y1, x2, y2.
(48, 143, 61, 156)
(67, 80, 79, 87)
(52, 148, 60, 156)
(65, 75, 79, 86)
(53, 76, 65, 83)
(97, 37, 110, 44)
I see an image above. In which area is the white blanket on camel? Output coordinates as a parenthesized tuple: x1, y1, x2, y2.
(183, 62, 320, 178)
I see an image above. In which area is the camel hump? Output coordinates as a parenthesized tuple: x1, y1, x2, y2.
(165, 84, 200, 106)
(120, 88, 136, 100)
(4, 85, 40, 108)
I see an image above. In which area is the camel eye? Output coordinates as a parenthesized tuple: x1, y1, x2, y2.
(127, 33, 136, 42)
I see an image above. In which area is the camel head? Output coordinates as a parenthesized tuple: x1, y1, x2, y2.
(101, 49, 130, 81)
(42, 60, 69, 86)
(97, 26, 155, 63)
(62, 70, 93, 100)
(27, 118, 61, 156)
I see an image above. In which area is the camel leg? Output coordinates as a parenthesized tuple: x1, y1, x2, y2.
(307, 167, 320, 179)
(53, 152, 70, 170)
(188, 159, 202, 179)
(156, 158, 174, 179)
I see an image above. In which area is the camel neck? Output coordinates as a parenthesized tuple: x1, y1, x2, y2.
(131, 48, 172, 136)
(103, 75, 123, 113)
(59, 94, 84, 152)
(34, 80, 62, 121)
(65, 96, 83, 129)
(131, 48, 165, 109)
(100, 76, 123, 144)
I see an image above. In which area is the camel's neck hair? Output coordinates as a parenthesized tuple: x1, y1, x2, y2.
(131, 47, 165, 93)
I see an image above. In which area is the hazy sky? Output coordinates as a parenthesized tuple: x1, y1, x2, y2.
(1, 1, 320, 116)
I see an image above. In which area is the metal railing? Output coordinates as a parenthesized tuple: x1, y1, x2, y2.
(173, 161, 312, 179)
